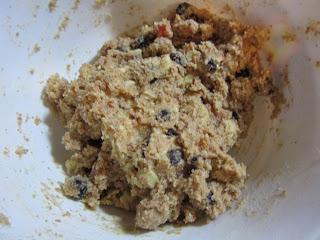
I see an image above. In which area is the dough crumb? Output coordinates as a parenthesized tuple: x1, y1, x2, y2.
(271, 90, 286, 119)
(282, 30, 297, 43)
(315, 60, 320, 68)
(23, 136, 30, 142)
(245, 209, 257, 217)
(305, 20, 320, 37)
(33, 116, 42, 126)
(32, 44, 41, 54)
(281, 64, 290, 86)
(0, 213, 10, 226)
(105, 14, 112, 23)
(54, 15, 70, 39)
(29, 68, 35, 75)
(277, 190, 287, 198)
(72, 0, 81, 10)
(235, 198, 245, 210)
(16, 112, 23, 132)
(66, 64, 71, 72)
(94, 13, 112, 27)
(2, 147, 10, 157)
(48, 0, 58, 12)
(15, 146, 29, 158)
(62, 211, 71, 217)
(94, 0, 107, 9)
(221, 3, 235, 16)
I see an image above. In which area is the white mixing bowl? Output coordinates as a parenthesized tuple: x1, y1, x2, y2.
(1, 0, 320, 239)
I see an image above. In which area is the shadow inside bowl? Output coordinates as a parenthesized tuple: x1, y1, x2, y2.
(99, 204, 208, 235)
(100, 206, 145, 234)
(43, 106, 72, 172)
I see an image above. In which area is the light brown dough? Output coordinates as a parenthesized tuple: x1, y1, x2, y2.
(44, 2, 274, 230)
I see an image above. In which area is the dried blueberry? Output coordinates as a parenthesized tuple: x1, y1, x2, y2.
(170, 52, 187, 66)
(156, 109, 171, 121)
(211, 33, 223, 45)
(131, 33, 156, 49)
(74, 179, 87, 199)
(167, 149, 184, 165)
(166, 128, 178, 137)
(207, 191, 215, 204)
(87, 138, 103, 148)
(190, 156, 198, 165)
(183, 164, 195, 177)
(82, 168, 91, 175)
(201, 96, 209, 104)
(176, 2, 191, 15)
(232, 111, 239, 120)
(150, 78, 159, 84)
(183, 156, 198, 176)
(225, 76, 231, 85)
(235, 68, 251, 78)
(207, 59, 217, 72)
(268, 88, 274, 95)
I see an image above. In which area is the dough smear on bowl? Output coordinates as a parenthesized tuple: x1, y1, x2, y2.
(44, 2, 275, 230)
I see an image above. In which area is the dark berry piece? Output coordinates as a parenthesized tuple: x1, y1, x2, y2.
(150, 78, 159, 84)
(208, 85, 215, 93)
(156, 109, 171, 121)
(268, 88, 274, 95)
(131, 33, 156, 49)
(82, 168, 91, 175)
(225, 76, 231, 85)
(74, 179, 88, 199)
(167, 149, 184, 165)
(183, 164, 195, 177)
(235, 68, 251, 78)
(176, 2, 191, 15)
(207, 59, 217, 72)
(170, 52, 187, 66)
(211, 33, 222, 45)
(201, 96, 209, 104)
(207, 191, 215, 204)
(87, 138, 103, 148)
(184, 156, 198, 177)
(166, 128, 177, 137)
(232, 111, 239, 120)
(190, 156, 198, 165)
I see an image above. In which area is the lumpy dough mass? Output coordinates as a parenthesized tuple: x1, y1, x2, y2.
(44, 3, 274, 230)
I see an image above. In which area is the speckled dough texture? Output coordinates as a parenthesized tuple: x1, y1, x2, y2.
(44, 3, 274, 230)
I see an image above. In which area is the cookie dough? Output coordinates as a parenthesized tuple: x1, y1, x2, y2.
(44, 3, 274, 230)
